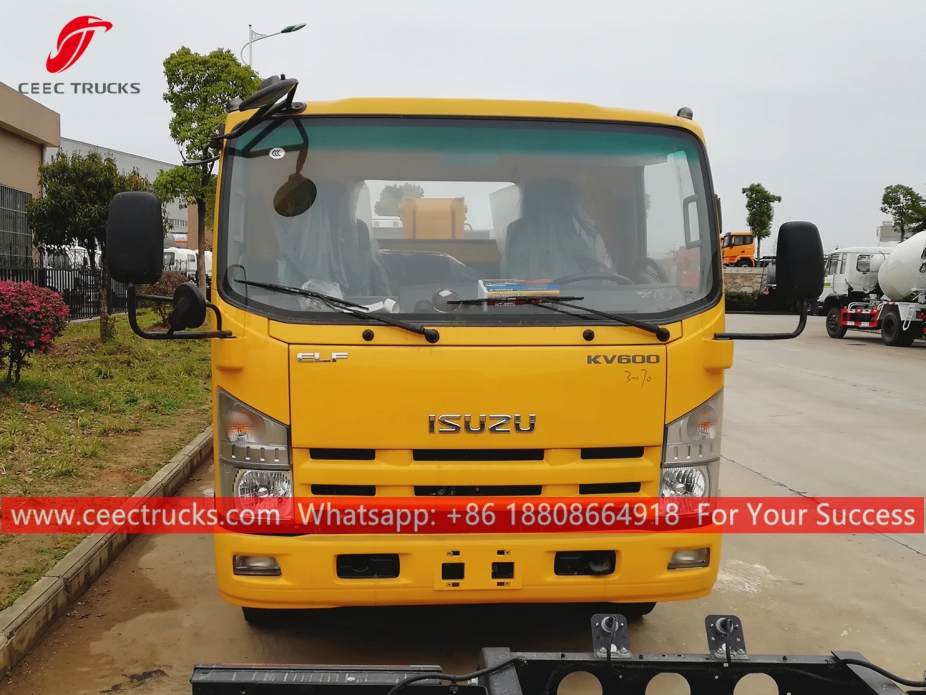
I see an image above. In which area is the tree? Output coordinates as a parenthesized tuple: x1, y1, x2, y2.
(881, 184, 924, 242)
(374, 183, 425, 216)
(154, 47, 261, 294)
(742, 183, 782, 260)
(26, 151, 151, 342)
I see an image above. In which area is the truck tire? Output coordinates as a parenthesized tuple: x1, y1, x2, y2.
(608, 602, 656, 621)
(826, 306, 847, 338)
(881, 311, 916, 347)
(242, 607, 285, 627)
(735, 258, 752, 267)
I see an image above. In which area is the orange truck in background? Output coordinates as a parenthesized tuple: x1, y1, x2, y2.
(721, 231, 755, 266)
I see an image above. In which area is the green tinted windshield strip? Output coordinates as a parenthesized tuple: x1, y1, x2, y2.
(227, 117, 701, 161)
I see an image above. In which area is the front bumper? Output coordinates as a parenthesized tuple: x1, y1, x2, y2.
(215, 530, 721, 608)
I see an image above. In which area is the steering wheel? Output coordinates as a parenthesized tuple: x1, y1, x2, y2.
(553, 271, 634, 286)
(644, 258, 669, 284)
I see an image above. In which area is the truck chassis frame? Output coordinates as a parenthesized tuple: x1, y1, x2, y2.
(190, 614, 912, 694)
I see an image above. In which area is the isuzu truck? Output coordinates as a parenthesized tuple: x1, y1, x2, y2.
(106, 76, 823, 623)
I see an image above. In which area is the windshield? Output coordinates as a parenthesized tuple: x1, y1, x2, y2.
(219, 117, 718, 324)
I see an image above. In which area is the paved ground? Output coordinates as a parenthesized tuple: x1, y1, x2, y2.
(4, 315, 925, 694)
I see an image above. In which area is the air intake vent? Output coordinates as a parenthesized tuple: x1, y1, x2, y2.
(415, 485, 541, 497)
(580, 447, 644, 460)
(310, 448, 375, 460)
(413, 449, 544, 462)
(311, 485, 376, 496)
(579, 482, 641, 494)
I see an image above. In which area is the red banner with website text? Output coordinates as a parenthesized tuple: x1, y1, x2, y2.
(1, 496, 923, 535)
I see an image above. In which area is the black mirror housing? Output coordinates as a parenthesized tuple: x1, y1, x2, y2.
(776, 221, 824, 300)
(715, 221, 824, 341)
(107, 191, 163, 284)
(168, 282, 207, 330)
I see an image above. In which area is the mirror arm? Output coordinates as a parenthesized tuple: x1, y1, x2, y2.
(715, 301, 808, 340)
(127, 285, 233, 340)
(182, 153, 220, 168)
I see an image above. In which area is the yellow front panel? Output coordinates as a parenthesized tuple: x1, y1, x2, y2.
(212, 303, 726, 610)
(288, 344, 667, 450)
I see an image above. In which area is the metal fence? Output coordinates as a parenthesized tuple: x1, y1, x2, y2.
(0, 266, 128, 321)
(0, 185, 33, 267)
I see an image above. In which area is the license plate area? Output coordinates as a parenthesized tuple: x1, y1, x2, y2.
(434, 548, 522, 590)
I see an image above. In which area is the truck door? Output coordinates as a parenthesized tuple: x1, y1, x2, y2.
(833, 253, 849, 296)
(820, 253, 837, 302)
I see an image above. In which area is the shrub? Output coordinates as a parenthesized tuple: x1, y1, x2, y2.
(724, 290, 757, 312)
(0, 281, 70, 383)
(138, 272, 188, 323)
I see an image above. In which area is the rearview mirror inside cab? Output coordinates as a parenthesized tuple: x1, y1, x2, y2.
(107, 191, 164, 285)
(776, 221, 825, 300)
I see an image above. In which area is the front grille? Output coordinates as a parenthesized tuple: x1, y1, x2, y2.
(310, 448, 375, 460)
(415, 485, 542, 497)
(413, 449, 544, 462)
(581, 447, 644, 459)
(579, 482, 641, 494)
(311, 485, 376, 496)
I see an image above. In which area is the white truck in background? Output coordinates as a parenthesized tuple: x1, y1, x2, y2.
(163, 247, 197, 280)
(826, 233, 926, 346)
(819, 246, 891, 316)
(163, 247, 212, 285)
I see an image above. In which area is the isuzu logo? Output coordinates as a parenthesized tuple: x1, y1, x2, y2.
(429, 414, 536, 434)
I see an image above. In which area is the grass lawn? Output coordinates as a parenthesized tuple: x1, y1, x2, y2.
(0, 312, 212, 609)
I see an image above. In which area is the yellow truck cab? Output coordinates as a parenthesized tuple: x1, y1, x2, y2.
(721, 231, 756, 266)
(106, 77, 824, 624)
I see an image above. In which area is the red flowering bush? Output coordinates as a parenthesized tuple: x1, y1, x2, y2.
(0, 281, 70, 383)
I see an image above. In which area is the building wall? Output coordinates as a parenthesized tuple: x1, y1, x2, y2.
(0, 129, 44, 196)
(185, 204, 213, 251)
(45, 138, 189, 233)
(0, 81, 60, 265)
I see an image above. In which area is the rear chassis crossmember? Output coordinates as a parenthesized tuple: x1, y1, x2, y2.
(190, 614, 909, 694)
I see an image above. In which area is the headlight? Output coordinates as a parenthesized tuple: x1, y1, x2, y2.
(235, 469, 293, 498)
(661, 390, 722, 498)
(217, 390, 292, 499)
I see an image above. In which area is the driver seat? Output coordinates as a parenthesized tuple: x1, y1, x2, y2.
(502, 179, 613, 279)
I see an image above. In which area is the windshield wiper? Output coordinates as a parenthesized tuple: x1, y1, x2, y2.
(448, 296, 670, 342)
(235, 279, 440, 343)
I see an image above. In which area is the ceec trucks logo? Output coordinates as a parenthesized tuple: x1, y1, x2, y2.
(46, 16, 113, 73)
(18, 16, 141, 96)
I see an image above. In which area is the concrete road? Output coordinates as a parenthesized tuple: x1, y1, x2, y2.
(4, 315, 926, 694)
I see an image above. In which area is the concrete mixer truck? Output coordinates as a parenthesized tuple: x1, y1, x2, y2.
(826, 232, 926, 346)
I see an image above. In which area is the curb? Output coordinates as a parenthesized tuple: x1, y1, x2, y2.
(0, 427, 213, 675)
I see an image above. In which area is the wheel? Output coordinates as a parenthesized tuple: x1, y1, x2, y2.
(826, 306, 847, 338)
(643, 258, 668, 283)
(880, 310, 915, 347)
(734, 258, 752, 267)
(610, 602, 656, 621)
(242, 607, 286, 627)
(553, 271, 634, 286)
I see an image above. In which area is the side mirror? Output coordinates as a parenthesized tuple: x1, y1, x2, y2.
(715, 221, 824, 341)
(776, 222, 824, 300)
(238, 76, 298, 111)
(167, 282, 207, 330)
(107, 191, 163, 284)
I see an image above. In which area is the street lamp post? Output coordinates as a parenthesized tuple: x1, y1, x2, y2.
(241, 23, 306, 68)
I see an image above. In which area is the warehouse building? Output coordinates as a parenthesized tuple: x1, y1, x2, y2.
(0, 81, 60, 265)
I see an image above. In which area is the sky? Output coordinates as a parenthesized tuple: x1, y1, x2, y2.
(3, 0, 924, 252)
